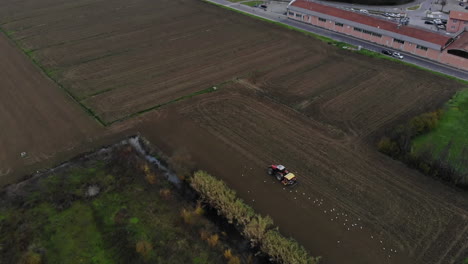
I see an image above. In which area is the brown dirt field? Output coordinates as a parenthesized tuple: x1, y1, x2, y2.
(247, 52, 459, 140)
(0, 0, 467, 263)
(0, 33, 105, 185)
(0, 0, 332, 124)
(138, 84, 468, 264)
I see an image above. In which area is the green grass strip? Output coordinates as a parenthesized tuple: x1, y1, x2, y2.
(242, 1, 264, 7)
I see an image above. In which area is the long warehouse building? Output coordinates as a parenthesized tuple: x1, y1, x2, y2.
(287, 0, 468, 70)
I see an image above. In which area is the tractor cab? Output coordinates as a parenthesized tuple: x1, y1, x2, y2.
(273, 164, 287, 173)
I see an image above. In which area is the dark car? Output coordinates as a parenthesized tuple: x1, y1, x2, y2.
(459, 2, 464, 6)
(465, 6, 468, 9)
(425, 20, 435, 24)
(381, 49, 392, 55)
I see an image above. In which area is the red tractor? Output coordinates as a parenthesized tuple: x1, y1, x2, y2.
(267, 164, 297, 186)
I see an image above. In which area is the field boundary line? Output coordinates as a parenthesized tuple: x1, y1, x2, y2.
(106, 85, 220, 125)
(0, 28, 107, 126)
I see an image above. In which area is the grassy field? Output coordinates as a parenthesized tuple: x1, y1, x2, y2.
(412, 89, 468, 173)
(0, 144, 246, 264)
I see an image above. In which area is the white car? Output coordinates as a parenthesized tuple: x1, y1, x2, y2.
(392, 52, 404, 59)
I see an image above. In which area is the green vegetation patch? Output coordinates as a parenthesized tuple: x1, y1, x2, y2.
(378, 89, 468, 186)
(0, 144, 247, 264)
(44, 202, 112, 264)
(412, 89, 468, 172)
(242, 1, 264, 7)
(407, 5, 420, 10)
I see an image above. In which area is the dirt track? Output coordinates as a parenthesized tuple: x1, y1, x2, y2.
(0, 0, 467, 263)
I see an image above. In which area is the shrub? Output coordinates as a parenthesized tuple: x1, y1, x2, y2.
(228, 256, 241, 264)
(181, 208, 194, 225)
(194, 201, 204, 216)
(243, 215, 274, 246)
(145, 173, 157, 185)
(408, 111, 440, 136)
(419, 162, 431, 175)
(18, 251, 42, 264)
(135, 240, 153, 258)
(159, 188, 171, 200)
(206, 234, 219, 248)
(224, 248, 241, 264)
(377, 137, 399, 157)
(223, 249, 233, 259)
(190, 171, 254, 226)
(261, 230, 318, 264)
(200, 229, 210, 241)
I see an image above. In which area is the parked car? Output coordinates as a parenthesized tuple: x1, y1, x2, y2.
(465, 6, 468, 9)
(434, 18, 442, 24)
(360, 9, 369, 13)
(459, 2, 464, 6)
(381, 49, 392, 55)
(392, 52, 404, 59)
(425, 20, 435, 24)
(260, 4, 267, 8)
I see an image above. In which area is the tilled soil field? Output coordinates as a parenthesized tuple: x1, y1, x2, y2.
(0, 0, 467, 263)
(0, 0, 332, 124)
(0, 33, 104, 185)
(139, 83, 468, 264)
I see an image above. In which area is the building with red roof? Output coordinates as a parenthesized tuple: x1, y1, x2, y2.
(440, 31, 468, 68)
(447, 11, 468, 33)
(287, 0, 467, 70)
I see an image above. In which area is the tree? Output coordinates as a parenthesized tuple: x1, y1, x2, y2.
(440, 0, 446, 12)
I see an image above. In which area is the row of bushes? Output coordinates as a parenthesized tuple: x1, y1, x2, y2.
(377, 109, 468, 187)
(378, 109, 442, 156)
(190, 170, 320, 264)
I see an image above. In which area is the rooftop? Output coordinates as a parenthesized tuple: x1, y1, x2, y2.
(447, 31, 468, 52)
(290, 0, 452, 47)
(449, 11, 468, 21)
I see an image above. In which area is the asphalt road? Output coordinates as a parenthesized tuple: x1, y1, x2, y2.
(211, 0, 468, 80)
